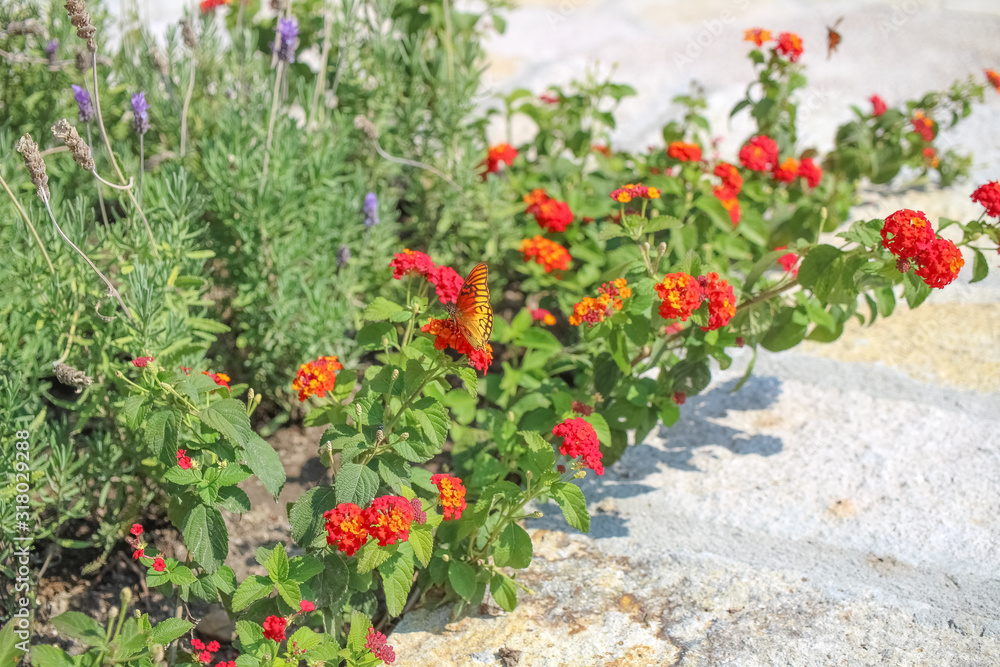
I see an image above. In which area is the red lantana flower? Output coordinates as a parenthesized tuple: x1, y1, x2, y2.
(176, 449, 193, 470)
(323, 502, 369, 556)
(798, 157, 822, 188)
(915, 238, 964, 289)
(539, 92, 559, 104)
(971, 181, 1000, 218)
(300, 600, 316, 613)
(667, 141, 702, 162)
(922, 147, 940, 168)
(531, 308, 556, 325)
(870, 94, 887, 117)
(420, 317, 493, 372)
(202, 371, 230, 388)
(153, 557, 166, 572)
(365, 627, 396, 665)
(292, 355, 344, 402)
(431, 474, 467, 521)
(552, 417, 604, 476)
(911, 111, 935, 142)
(775, 32, 803, 62)
(524, 189, 574, 233)
(698, 273, 737, 331)
(200, 0, 229, 12)
(772, 157, 799, 183)
(609, 183, 661, 203)
(775, 246, 799, 276)
(390, 249, 435, 279)
(132, 356, 154, 368)
(739, 135, 779, 172)
(656, 273, 701, 321)
(520, 236, 572, 274)
(132, 547, 145, 560)
(713, 187, 741, 226)
(880, 209, 936, 260)
(714, 162, 743, 197)
(363, 495, 415, 547)
(262, 615, 287, 642)
(427, 265, 465, 304)
(130, 523, 143, 536)
(743, 28, 772, 47)
(482, 143, 517, 177)
(568, 279, 631, 326)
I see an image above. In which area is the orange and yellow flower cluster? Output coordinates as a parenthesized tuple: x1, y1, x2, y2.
(482, 143, 518, 178)
(524, 189, 574, 233)
(421, 317, 493, 372)
(609, 183, 661, 204)
(431, 474, 467, 520)
(880, 209, 964, 288)
(986, 69, 1000, 94)
(292, 355, 344, 402)
(744, 28, 803, 62)
(737, 135, 822, 189)
(655, 272, 736, 331)
(323, 495, 419, 556)
(568, 279, 631, 326)
(520, 235, 572, 273)
(666, 141, 702, 163)
(531, 308, 557, 325)
(911, 111, 935, 142)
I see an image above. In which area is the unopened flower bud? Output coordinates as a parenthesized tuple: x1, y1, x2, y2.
(574, 471, 587, 479)
(658, 242, 667, 254)
(525, 470, 533, 480)
(441, 554, 450, 562)
(391, 368, 399, 381)
(530, 511, 543, 518)
(399, 432, 409, 440)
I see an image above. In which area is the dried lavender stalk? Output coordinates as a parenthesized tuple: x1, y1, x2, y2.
(51, 119, 95, 172)
(64, 0, 97, 52)
(15, 134, 50, 200)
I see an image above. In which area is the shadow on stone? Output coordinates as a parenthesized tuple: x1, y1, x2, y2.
(530, 374, 784, 538)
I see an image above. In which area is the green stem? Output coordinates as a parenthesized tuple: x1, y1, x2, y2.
(0, 173, 54, 273)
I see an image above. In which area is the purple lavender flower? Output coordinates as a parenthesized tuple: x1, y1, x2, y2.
(275, 17, 298, 63)
(45, 39, 59, 59)
(131, 92, 149, 136)
(363, 192, 379, 228)
(336, 245, 351, 267)
(72, 84, 94, 123)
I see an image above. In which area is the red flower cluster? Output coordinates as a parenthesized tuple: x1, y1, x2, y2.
(191, 639, 222, 664)
(524, 189, 574, 233)
(591, 143, 612, 157)
(366, 627, 396, 664)
(713, 162, 743, 226)
(539, 92, 559, 104)
(482, 143, 517, 177)
(870, 94, 888, 117)
(568, 279, 631, 326)
(420, 317, 493, 372)
(200, 0, 229, 12)
(531, 308, 557, 325)
(153, 557, 166, 572)
(431, 474, 467, 520)
(656, 272, 736, 330)
(389, 250, 465, 304)
(176, 448, 193, 470)
(799, 157, 822, 188)
(520, 236, 572, 273)
(132, 356, 154, 368)
(739, 135, 779, 172)
(262, 615, 287, 642)
(772, 157, 799, 183)
(203, 371, 230, 388)
(130, 523, 143, 536)
(971, 181, 1000, 218)
(775, 246, 799, 276)
(743, 28, 772, 47)
(880, 209, 964, 288)
(775, 32, 804, 62)
(291, 355, 344, 402)
(323, 496, 415, 556)
(699, 273, 737, 331)
(922, 147, 940, 169)
(987, 69, 1000, 94)
(609, 182, 661, 204)
(552, 417, 604, 476)
(667, 141, 702, 162)
(655, 273, 702, 321)
(911, 111, 935, 142)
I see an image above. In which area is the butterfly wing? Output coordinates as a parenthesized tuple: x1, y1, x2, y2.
(453, 262, 493, 351)
(826, 17, 843, 59)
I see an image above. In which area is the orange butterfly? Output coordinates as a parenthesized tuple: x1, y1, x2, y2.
(826, 17, 844, 60)
(448, 262, 493, 351)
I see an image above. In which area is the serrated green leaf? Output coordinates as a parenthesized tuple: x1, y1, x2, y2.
(267, 544, 290, 583)
(274, 579, 301, 608)
(241, 432, 285, 499)
(289, 486, 338, 546)
(122, 395, 147, 431)
(142, 410, 175, 457)
(335, 463, 379, 506)
(28, 645, 73, 667)
(180, 504, 228, 574)
(551, 482, 590, 533)
(50, 612, 106, 648)
(493, 523, 532, 569)
(347, 611, 371, 652)
(448, 560, 477, 601)
(168, 566, 197, 586)
(148, 618, 194, 646)
(364, 297, 404, 321)
(287, 628, 324, 654)
(232, 575, 272, 611)
(583, 413, 611, 446)
(490, 573, 518, 612)
(288, 554, 324, 584)
(971, 248, 988, 283)
(199, 399, 253, 446)
(456, 366, 478, 397)
(356, 541, 394, 574)
(378, 542, 415, 617)
(409, 525, 433, 567)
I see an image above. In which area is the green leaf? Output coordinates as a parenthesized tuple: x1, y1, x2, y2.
(378, 542, 415, 617)
(456, 366, 478, 397)
(493, 523, 533, 569)
(409, 525, 434, 567)
(404, 359, 427, 397)
(490, 573, 518, 612)
(234, 620, 266, 655)
(410, 399, 448, 448)
(188, 316, 230, 333)
(583, 414, 611, 447)
(288, 555, 324, 584)
(216, 486, 251, 514)
(232, 575, 273, 611)
(289, 485, 337, 546)
(164, 466, 199, 485)
(369, 365, 404, 395)
(199, 399, 253, 447)
(515, 327, 562, 352)
(971, 248, 988, 283)
(448, 560, 477, 601)
(356, 321, 397, 350)
(364, 297, 404, 321)
(797, 245, 843, 294)
(347, 611, 371, 653)
(274, 579, 302, 608)
(167, 566, 197, 586)
(335, 463, 379, 506)
(143, 410, 175, 457)
(267, 544, 290, 583)
(241, 432, 286, 499)
(315, 552, 350, 609)
(51, 612, 106, 648)
(1, 622, 27, 667)
(551, 482, 590, 533)
(27, 645, 72, 667)
(122, 395, 147, 431)
(148, 618, 194, 646)
(179, 504, 229, 573)
(356, 541, 395, 574)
